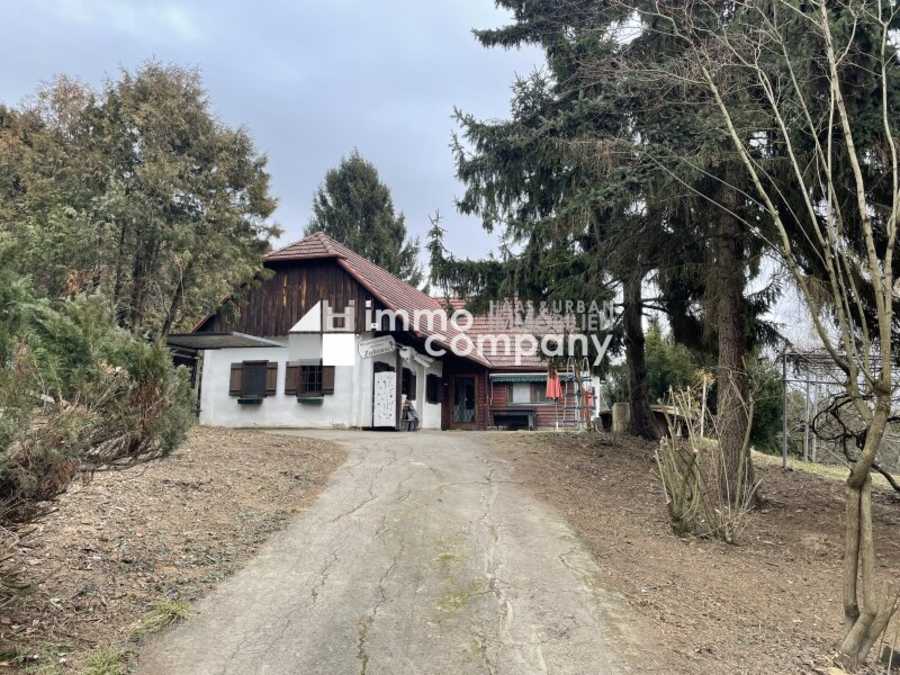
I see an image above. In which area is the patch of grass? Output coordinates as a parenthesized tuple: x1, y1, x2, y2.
(132, 598, 192, 638)
(16, 644, 73, 675)
(82, 647, 126, 675)
(22, 660, 63, 675)
(752, 450, 899, 491)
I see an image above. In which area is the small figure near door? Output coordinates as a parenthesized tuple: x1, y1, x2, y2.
(401, 396, 419, 431)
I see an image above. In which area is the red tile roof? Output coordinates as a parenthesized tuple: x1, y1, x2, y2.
(265, 231, 343, 260)
(265, 234, 575, 371)
(439, 298, 576, 370)
(266, 232, 491, 366)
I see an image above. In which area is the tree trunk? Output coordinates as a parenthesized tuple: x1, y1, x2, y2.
(128, 235, 160, 333)
(837, 401, 897, 668)
(623, 272, 657, 440)
(158, 260, 192, 340)
(714, 212, 754, 505)
(112, 221, 129, 327)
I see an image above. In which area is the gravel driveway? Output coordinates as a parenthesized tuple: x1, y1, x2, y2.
(137, 430, 642, 674)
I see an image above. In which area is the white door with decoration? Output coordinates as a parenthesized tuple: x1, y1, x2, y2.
(373, 370, 396, 427)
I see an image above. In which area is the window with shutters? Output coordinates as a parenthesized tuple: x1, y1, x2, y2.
(426, 374, 441, 404)
(230, 361, 277, 403)
(290, 362, 335, 398)
(240, 361, 268, 403)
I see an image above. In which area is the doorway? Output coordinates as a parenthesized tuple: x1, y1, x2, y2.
(452, 375, 476, 425)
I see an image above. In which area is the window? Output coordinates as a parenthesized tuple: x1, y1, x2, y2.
(426, 374, 441, 404)
(229, 361, 277, 403)
(511, 382, 531, 404)
(507, 380, 550, 405)
(285, 362, 335, 397)
(531, 382, 550, 403)
(301, 365, 323, 396)
(402, 367, 416, 401)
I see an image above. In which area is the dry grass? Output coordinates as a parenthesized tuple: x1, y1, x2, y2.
(2, 427, 346, 673)
(752, 450, 900, 493)
(80, 648, 126, 675)
(493, 431, 900, 674)
(130, 599, 192, 639)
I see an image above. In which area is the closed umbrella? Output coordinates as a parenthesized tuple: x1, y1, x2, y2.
(546, 366, 562, 400)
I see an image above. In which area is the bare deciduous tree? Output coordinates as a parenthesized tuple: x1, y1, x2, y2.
(622, 0, 899, 665)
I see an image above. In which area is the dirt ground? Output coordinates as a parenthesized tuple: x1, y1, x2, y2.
(493, 432, 900, 675)
(0, 427, 346, 673)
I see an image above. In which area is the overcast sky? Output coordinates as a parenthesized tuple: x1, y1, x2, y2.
(0, 1, 543, 261)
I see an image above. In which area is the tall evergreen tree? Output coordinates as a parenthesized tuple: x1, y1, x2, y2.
(306, 151, 423, 285)
(442, 2, 781, 473)
(0, 64, 279, 337)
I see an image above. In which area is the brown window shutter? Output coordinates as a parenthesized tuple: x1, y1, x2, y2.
(322, 365, 335, 395)
(265, 362, 278, 396)
(285, 364, 300, 395)
(229, 363, 243, 396)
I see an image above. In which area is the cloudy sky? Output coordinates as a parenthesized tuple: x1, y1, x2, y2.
(0, 1, 543, 261)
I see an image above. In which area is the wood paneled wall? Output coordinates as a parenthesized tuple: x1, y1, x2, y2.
(198, 260, 382, 336)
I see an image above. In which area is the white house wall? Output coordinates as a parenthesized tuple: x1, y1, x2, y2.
(199, 334, 443, 430)
(322, 333, 356, 366)
(288, 333, 321, 360)
(350, 332, 380, 428)
(290, 301, 321, 332)
(199, 344, 353, 429)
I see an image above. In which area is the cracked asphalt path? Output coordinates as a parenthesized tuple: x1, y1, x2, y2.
(137, 431, 642, 674)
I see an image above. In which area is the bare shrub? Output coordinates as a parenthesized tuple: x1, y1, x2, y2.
(656, 380, 758, 543)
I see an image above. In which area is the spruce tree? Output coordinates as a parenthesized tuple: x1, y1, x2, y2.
(306, 151, 422, 285)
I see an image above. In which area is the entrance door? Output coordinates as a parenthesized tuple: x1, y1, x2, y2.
(373, 365, 397, 428)
(452, 376, 476, 424)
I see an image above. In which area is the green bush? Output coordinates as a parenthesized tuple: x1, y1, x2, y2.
(746, 359, 785, 453)
(602, 322, 786, 453)
(603, 322, 700, 404)
(0, 276, 193, 527)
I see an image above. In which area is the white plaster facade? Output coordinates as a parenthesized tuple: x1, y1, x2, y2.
(198, 329, 443, 430)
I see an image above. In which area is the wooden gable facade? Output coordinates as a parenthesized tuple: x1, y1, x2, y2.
(196, 259, 385, 337)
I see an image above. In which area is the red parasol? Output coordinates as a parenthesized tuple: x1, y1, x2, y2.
(545, 366, 562, 400)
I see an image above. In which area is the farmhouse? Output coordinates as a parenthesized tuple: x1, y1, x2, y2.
(168, 232, 600, 430)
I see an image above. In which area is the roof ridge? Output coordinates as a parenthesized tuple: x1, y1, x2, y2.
(267, 230, 346, 260)
(308, 231, 343, 257)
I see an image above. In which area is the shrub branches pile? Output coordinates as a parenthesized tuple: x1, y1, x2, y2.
(0, 264, 193, 601)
